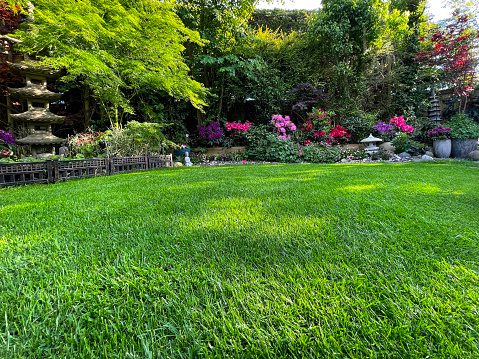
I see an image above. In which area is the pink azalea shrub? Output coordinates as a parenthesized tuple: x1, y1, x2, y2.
(390, 116, 414, 133)
(271, 114, 297, 140)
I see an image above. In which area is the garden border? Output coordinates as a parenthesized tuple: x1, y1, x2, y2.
(0, 154, 172, 187)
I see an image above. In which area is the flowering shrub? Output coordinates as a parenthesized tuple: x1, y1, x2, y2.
(225, 122, 251, 133)
(428, 125, 451, 140)
(373, 116, 414, 143)
(0, 129, 16, 161)
(68, 122, 172, 158)
(0, 148, 14, 161)
(0, 130, 15, 145)
(68, 131, 106, 158)
(373, 122, 394, 134)
(327, 125, 351, 144)
(198, 121, 223, 146)
(390, 116, 414, 133)
(300, 108, 349, 145)
(307, 107, 330, 126)
(271, 114, 297, 140)
(225, 122, 251, 146)
(302, 108, 331, 138)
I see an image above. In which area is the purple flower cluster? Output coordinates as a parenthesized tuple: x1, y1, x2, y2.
(198, 121, 223, 141)
(428, 125, 451, 140)
(373, 122, 394, 134)
(0, 130, 15, 145)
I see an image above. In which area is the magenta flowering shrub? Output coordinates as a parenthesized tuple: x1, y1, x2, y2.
(198, 121, 223, 145)
(428, 125, 451, 140)
(373, 116, 414, 141)
(390, 116, 414, 133)
(225, 122, 251, 133)
(271, 114, 297, 140)
(225, 122, 251, 146)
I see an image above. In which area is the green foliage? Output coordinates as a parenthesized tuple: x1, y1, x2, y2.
(252, 27, 318, 91)
(447, 113, 479, 139)
(245, 125, 299, 162)
(342, 114, 378, 143)
(391, 132, 413, 153)
(68, 122, 175, 158)
(301, 144, 343, 163)
(250, 9, 312, 33)
(8, 0, 207, 126)
(1, 162, 478, 357)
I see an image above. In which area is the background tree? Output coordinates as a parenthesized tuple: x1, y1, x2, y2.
(6, 0, 207, 127)
(416, 10, 479, 113)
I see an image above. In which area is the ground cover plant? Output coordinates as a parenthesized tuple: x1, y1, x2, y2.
(0, 162, 478, 358)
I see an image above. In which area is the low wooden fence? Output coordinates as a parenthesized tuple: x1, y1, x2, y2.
(0, 154, 172, 187)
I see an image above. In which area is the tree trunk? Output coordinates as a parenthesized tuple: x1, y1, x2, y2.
(197, 108, 204, 126)
(83, 84, 91, 130)
(217, 73, 225, 122)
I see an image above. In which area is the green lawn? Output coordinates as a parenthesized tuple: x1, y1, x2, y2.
(1, 161, 478, 358)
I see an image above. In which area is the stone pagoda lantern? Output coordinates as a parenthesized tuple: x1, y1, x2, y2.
(8, 60, 66, 158)
(428, 89, 442, 125)
(361, 133, 383, 153)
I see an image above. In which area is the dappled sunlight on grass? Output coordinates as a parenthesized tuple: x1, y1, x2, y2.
(400, 183, 442, 194)
(340, 184, 380, 192)
(0, 162, 478, 357)
(0, 202, 40, 214)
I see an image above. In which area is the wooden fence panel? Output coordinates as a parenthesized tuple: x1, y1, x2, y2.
(110, 156, 148, 174)
(0, 154, 173, 187)
(0, 161, 50, 186)
(54, 158, 109, 182)
(148, 154, 173, 169)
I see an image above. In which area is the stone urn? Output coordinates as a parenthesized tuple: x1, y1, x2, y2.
(432, 139, 451, 158)
(451, 138, 478, 159)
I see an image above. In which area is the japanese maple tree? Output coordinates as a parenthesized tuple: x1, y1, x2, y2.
(416, 10, 479, 113)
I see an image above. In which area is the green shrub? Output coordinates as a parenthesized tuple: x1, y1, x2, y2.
(245, 125, 302, 163)
(447, 113, 479, 139)
(342, 114, 377, 143)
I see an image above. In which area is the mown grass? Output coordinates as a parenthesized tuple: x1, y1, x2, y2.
(0, 161, 478, 358)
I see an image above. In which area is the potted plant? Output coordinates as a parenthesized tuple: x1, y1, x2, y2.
(447, 114, 479, 159)
(174, 143, 190, 157)
(428, 125, 452, 158)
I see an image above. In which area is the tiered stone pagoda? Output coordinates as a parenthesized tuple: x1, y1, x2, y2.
(8, 60, 65, 158)
(428, 89, 442, 125)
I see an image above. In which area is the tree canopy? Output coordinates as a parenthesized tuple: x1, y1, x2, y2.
(6, 0, 207, 125)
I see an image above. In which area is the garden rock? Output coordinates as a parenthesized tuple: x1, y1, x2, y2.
(380, 142, 395, 152)
(389, 154, 402, 162)
(398, 152, 411, 159)
(421, 155, 434, 161)
(173, 162, 183, 167)
(469, 150, 479, 161)
(425, 151, 434, 157)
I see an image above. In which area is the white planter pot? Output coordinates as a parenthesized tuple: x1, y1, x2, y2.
(433, 139, 451, 158)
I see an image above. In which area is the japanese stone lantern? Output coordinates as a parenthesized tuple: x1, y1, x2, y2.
(361, 133, 383, 153)
(8, 61, 66, 158)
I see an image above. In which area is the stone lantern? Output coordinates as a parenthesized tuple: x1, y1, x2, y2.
(428, 89, 442, 124)
(361, 133, 383, 153)
(8, 60, 66, 158)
